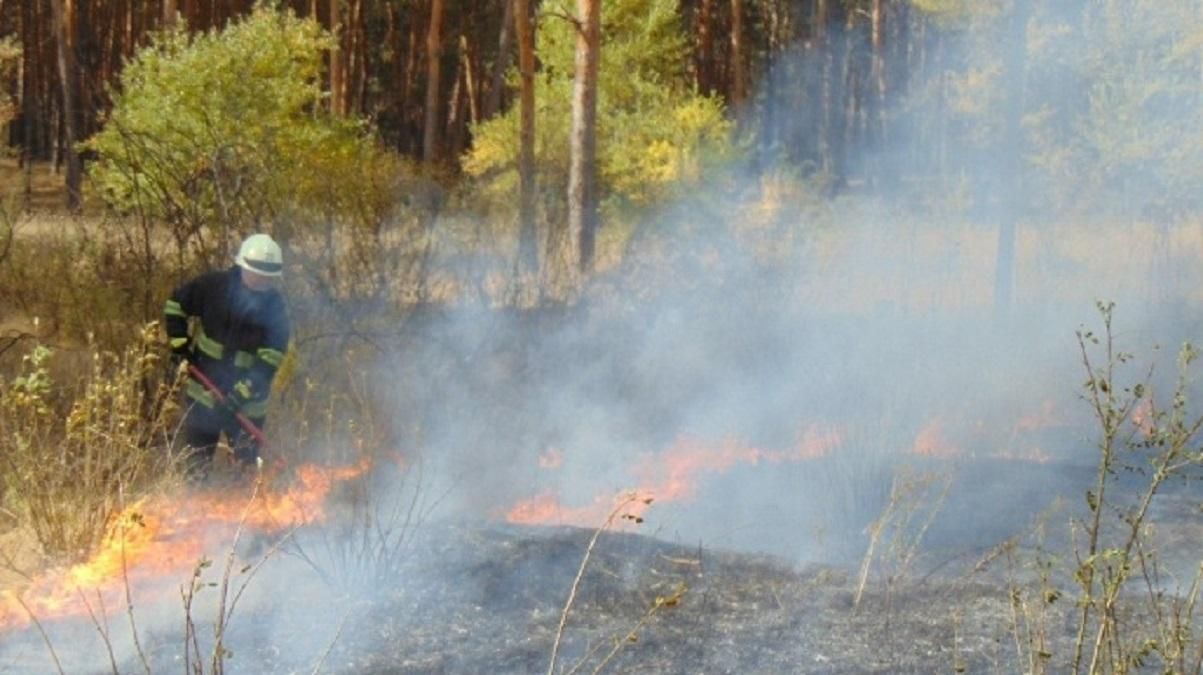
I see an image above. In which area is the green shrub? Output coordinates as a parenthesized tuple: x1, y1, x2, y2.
(86, 4, 394, 264)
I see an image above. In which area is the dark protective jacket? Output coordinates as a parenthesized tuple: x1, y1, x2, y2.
(164, 266, 290, 420)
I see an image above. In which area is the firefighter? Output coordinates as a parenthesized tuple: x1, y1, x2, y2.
(164, 233, 290, 478)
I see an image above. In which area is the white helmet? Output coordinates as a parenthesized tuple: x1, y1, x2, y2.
(235, 233, 283, 277)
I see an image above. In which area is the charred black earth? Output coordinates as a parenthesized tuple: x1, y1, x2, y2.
(230, 458, 1200, 674)
(2, 458, 1198, 674)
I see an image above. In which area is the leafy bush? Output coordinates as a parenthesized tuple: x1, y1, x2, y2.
(86, 5, 394, 263)
(996, 304, 1203, 674)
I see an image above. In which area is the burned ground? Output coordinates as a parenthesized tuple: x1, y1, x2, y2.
(208, 487, 1198, 674)
(1, 465, 1199, 674)
(218, 522, 1024, 674)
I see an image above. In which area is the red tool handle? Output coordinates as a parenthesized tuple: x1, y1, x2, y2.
(187, 364, 268, 447)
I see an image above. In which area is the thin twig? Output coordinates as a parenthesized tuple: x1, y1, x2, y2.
(854, 480, 895, 609)
(547, 492, 647, 675)
(224, 522, 301, 624)
(78, 587, 120, 675)
(310, 608, 352, 675)
(587, 585, 686, 675)
(13, 595, 65, 675)
(120, 512, 153, 675)
(212, 476, 265, 674)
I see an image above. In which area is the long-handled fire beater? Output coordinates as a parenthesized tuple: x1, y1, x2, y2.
(187, 363, 269, 458)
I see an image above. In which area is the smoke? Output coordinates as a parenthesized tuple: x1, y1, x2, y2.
(6, 3, 1203, 672)
(380, 0, 1203, 563)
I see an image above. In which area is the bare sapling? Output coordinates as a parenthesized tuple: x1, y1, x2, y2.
(1069, 302, 1203, 673)
(547, 492, 653, 675)
(854, 465, 951, 610)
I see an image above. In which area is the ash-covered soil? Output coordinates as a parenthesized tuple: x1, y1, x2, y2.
(2, 469, 1198, 674)
(206, 519, 1104, 675)
(228, 476, 1200, 675)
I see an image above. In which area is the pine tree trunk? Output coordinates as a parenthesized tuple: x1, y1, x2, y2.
(329, 0, 343, 115)
(729, 0, 745, 109)
(697, 0, 714, 95)
(484, 0, 514, 119)
(347, 0, 363, 115)
(459, 34, 478, 126)
(568, 0, 600, 275)
(828, 3, 850, 191)
(50, 0, 82, 212)
(20, 0, 36, 206)
(994, 0, 1028, 317)
(816, 0, 833, 176)
(870, 0, 886, 147)
(514, 0, 537, 272)
(422, 0, 445, 163)
(445, 57, 464, 158)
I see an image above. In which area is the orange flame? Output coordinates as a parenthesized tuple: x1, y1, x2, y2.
(1015, 399, 1063, 432)
(0, 459, 370, 632)
(1130, 399, 1157, 438)
(505, 425, 843, 527)
(911, 420, 960, 458)
(508, 405, 1073, 530)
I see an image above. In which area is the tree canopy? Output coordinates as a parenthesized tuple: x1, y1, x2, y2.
(464, 0, 733, 218)
(87, 6, 390, 254)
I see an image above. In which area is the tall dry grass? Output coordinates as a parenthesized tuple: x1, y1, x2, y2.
(0, 323, 182, 561)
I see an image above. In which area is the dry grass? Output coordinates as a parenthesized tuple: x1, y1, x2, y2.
(0, 323, 183, 562)
(0, 159, 106, 215)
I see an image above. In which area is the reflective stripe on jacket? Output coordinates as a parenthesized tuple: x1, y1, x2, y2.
(164, 266, 290, 420)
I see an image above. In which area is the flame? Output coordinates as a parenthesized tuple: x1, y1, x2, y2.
(505, 425, 843, 527)
(509, 405, 1071, 530)
(0, 459, 370, 632)
(504, 491, 624, 526)
(1015, 399, 1063, 432)
(1130, 399, 1156, 438)
(911, 420, 960, 458)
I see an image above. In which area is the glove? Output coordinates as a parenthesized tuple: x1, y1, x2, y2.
(169, 338, 192, 369)
(222, 379, 254, 417)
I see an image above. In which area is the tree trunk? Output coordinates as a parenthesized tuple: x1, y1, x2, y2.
(422, 0, 446, 163)
(514, 0, 537, 272)
(445, 56, 464, 158)
(346, 0, 363, 115)
(994, 0, 1029, 317)
(50, 0, 82, 212)
(484, 0, 514, 119)
(815, 0, 833, 176)
(697, 0, 714, 95)
(459, 34, 479, 127)
(729, 0, 745, 109)
(567, 0, 600, 275)
(163, 0, 178, 28)
(404, 19, 421, 155)
(20, 0, 36, 206)
(835, 8, 853, 192)
(329, 0, 343, 115)
(870, 0, 885, 147)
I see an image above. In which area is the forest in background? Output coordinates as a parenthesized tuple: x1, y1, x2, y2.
(1, 0, 1200, 313)
(1, 6, 1202, 673)
(0, 0, 1199, 372)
